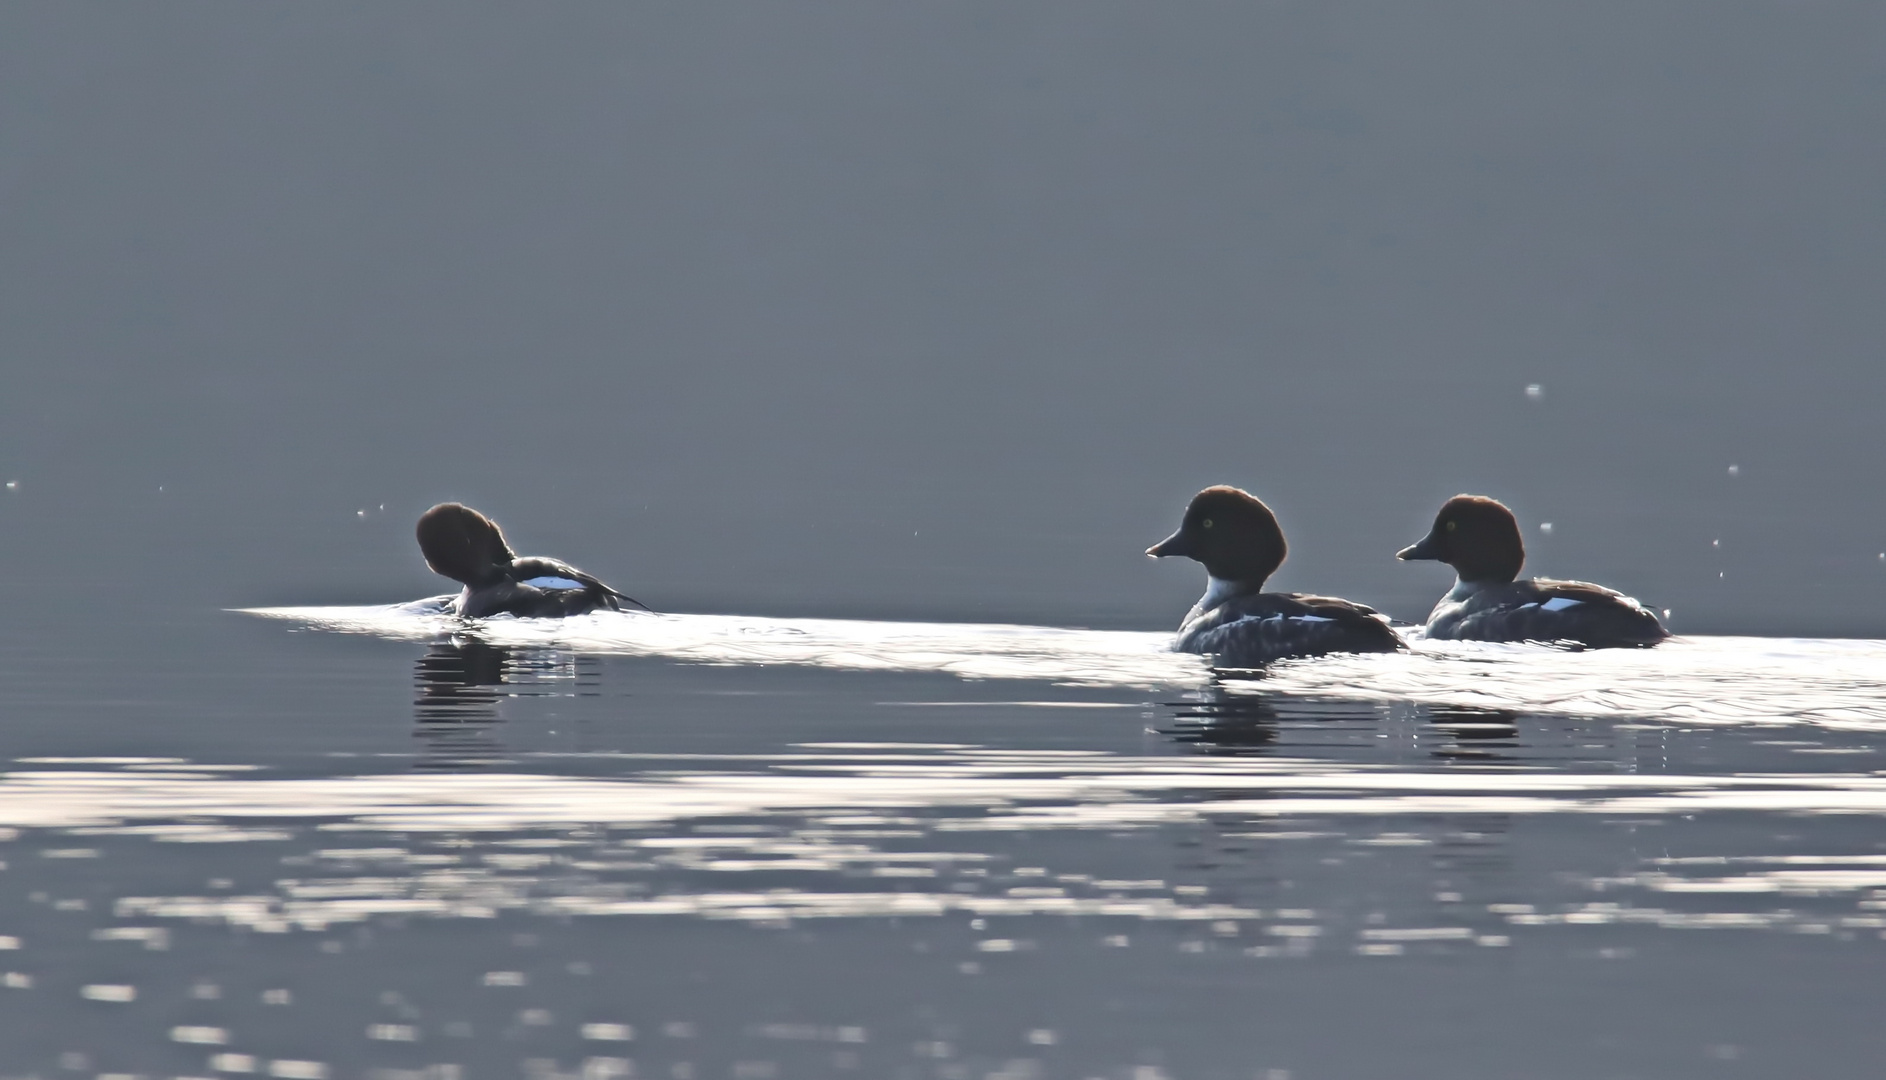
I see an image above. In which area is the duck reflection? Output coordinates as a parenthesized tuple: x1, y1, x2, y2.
(1160, 680, 1524, 762)
(413, 639, 511, 768)
(412, 639, 595, 769)
(1425, 704, 1520, 761)
(1159, 681, 1296, 754)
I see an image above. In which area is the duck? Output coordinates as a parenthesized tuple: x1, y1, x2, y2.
(1146, 485, 1403, 664)
(415, 503, 649, 618)
(1396, 494, 1666, 647)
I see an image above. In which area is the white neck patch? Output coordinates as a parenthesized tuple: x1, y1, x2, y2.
(1198, 576, 1249, 613)
(1445, 578, 1487, 602)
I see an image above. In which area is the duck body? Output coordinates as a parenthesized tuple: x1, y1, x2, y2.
(1175, 585, 1404, 663)
(1420, 577, 1666, 647)
(1398, 495, 1666, 648)
(416, 503, 647, 619)
(453, 557, 625, 619)
(1149, 486, 1403, 666)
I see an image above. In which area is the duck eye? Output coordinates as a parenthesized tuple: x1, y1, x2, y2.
(1445, 520, 1457, 532)
(1201, 518, 1214, 529)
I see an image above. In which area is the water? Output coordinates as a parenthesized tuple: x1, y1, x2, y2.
(6, 5, 1886, 1077)
(2, 605, 1884, 1078)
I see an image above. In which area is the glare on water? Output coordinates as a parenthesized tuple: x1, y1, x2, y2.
(1, 604, 1882, 1076)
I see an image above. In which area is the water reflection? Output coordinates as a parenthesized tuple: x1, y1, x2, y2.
(1159, 691, 1284, 753)
(1158, 685, 1525, 764)
(1425, 705, 1520, 761)
(412, 639, 511, 768)
(411, 639, 596, 768)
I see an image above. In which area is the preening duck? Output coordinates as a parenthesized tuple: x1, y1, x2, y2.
(416, 503, 648, 619)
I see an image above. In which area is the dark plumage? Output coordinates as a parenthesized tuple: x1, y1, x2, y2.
(1397, 495, 1667, 647)
(1147, 486, 1404, 664)
(416, 503, 648, 618)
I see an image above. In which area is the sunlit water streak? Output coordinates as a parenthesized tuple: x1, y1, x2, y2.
(243, 603, 1886, 728)
(3, 748, 1886, 939)
(9, 749, 1886, 834)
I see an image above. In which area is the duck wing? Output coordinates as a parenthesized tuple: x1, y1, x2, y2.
(509, 557, 654, 613)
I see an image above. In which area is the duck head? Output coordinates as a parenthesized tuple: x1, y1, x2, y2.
(1146, 485, 1288, 589)
(1397, 494, 1525, 584)
(417, 503, 518, 587)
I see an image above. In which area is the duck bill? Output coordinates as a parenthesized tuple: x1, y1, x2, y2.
(1396, 532, 1444, 562)
(1146, 529, 1190, 559)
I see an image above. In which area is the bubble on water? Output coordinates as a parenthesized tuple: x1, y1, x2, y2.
(171, 1026, 228, 1045)
(1525, 384, 1544, 401)
(482, 971, 526, 986)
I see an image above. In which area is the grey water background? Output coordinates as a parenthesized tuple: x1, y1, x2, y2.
(2, 4, 1886, 1079)
(4, 2, 1885, 633)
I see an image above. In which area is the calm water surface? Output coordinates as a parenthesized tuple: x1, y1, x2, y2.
(0, 604, 1882, 1079)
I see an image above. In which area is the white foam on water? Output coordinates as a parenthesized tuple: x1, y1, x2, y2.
(240, 603, 1886, 729)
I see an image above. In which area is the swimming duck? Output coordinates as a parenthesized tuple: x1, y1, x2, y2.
(1147, 486, 1403, 664)
(416, 503, 648, 618)
(1396, 495, 1666, 647)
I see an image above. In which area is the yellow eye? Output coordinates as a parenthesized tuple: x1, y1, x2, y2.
(1446, 520, 1457, 532)
(1202, 518, 1214, 529)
